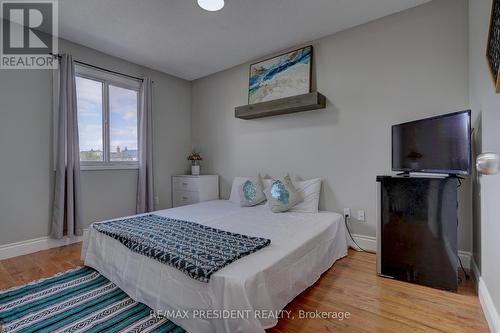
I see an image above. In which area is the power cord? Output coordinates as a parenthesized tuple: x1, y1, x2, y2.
(344, 214, 367, 252)
(458, 255, 470, 282)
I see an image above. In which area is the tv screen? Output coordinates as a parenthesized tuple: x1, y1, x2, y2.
(392, 110, 471, 175)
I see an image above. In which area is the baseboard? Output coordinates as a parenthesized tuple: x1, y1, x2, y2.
(351, 234, 376, 252)
(0, 235, 83, 261)
(479, 277, 500, 333)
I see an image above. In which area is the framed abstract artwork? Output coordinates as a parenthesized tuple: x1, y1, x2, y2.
(248, 45, 312, 104)
(487, 0, 500, 93)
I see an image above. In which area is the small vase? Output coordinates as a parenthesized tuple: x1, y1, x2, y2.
(191, 161, 200, 176)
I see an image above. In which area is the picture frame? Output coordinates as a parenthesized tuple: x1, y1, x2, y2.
(248, 45, 312, 104)
(486, 0, 500, 93)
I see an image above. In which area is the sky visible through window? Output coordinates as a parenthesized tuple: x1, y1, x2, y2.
(109, 85, 138, 161)
(76, 76, 138, 162)
(76, 76, 103, 161)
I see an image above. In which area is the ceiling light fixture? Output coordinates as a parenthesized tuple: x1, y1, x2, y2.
(197, 0, 224, 12)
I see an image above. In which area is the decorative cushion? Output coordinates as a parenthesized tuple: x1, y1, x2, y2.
(264, 175, 303, 213)
(229, 177, 251, 204)
(238, 176, 266, 207)
(289, 178, 322, 213)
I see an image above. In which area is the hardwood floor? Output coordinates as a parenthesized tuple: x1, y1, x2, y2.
(0, 243, 83, 290)
(0, 245, 489, 333)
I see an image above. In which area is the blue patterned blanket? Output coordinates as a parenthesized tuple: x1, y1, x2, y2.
(93, 215, 271, 282)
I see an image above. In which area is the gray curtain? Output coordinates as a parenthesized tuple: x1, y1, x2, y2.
(51, 54, 83, 238)
(137, 77, 154, 213)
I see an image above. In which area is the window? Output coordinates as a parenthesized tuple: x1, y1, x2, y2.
(75, 65, 141, 170)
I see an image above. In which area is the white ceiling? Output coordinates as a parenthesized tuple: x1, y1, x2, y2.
(57, 0, 430, 80)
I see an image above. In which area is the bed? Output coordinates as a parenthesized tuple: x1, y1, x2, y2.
(81, 200, 349, 333)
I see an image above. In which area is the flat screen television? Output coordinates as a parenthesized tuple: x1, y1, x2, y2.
(392, 110, 471, 175)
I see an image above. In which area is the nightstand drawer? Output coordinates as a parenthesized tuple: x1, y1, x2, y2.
(171, 175, 219, 208)
(173, 177, 199, 192)
(173, 190, 199, 207)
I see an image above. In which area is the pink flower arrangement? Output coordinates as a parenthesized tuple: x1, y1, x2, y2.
(187, 150, 203, 161)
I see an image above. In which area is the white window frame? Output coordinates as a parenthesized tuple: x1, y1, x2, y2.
(75, 64, 142, 171)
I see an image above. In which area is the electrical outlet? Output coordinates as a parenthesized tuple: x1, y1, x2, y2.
(343, 208, 351, 218)
(357, 210, 365, 222)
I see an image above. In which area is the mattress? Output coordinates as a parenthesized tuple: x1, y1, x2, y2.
(82, 200, 349, 333)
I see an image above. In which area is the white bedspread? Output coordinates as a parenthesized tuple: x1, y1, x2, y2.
(82, 200, 348, 333)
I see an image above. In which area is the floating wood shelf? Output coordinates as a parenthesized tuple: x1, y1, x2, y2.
(235, 92, 326, 119)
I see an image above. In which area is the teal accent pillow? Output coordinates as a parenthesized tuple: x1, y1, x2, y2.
(238, 176, 266, 207)
(270, 181, 290, 204)
(264, 175, 303, 213)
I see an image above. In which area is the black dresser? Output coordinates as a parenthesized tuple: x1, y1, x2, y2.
(376, 176, 458, 291)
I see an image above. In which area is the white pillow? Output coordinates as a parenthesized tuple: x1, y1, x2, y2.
(288, 178, 322, 213)
(229, 177, 251, 204)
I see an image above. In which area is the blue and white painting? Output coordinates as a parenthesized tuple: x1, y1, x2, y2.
(249, 46, 312, 104)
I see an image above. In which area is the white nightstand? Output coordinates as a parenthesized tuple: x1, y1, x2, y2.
(172, 175, 219, 208)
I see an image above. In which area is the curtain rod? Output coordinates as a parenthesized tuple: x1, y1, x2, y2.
(49, 53, 153, 83)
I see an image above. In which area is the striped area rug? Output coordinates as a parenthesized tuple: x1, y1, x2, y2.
(0, 267, 185, 333)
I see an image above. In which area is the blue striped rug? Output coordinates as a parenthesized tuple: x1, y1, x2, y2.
(0, 267, 185, 333)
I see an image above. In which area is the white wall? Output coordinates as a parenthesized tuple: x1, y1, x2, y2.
(191, 0, 471, 251)
(0, 34, 192, 245)
(469, 0, 500, 325)
(0, 69, 53, 244)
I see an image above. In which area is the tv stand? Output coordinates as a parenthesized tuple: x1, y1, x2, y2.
(376, 175, 458, 291)
(396, 171, 456, 178)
